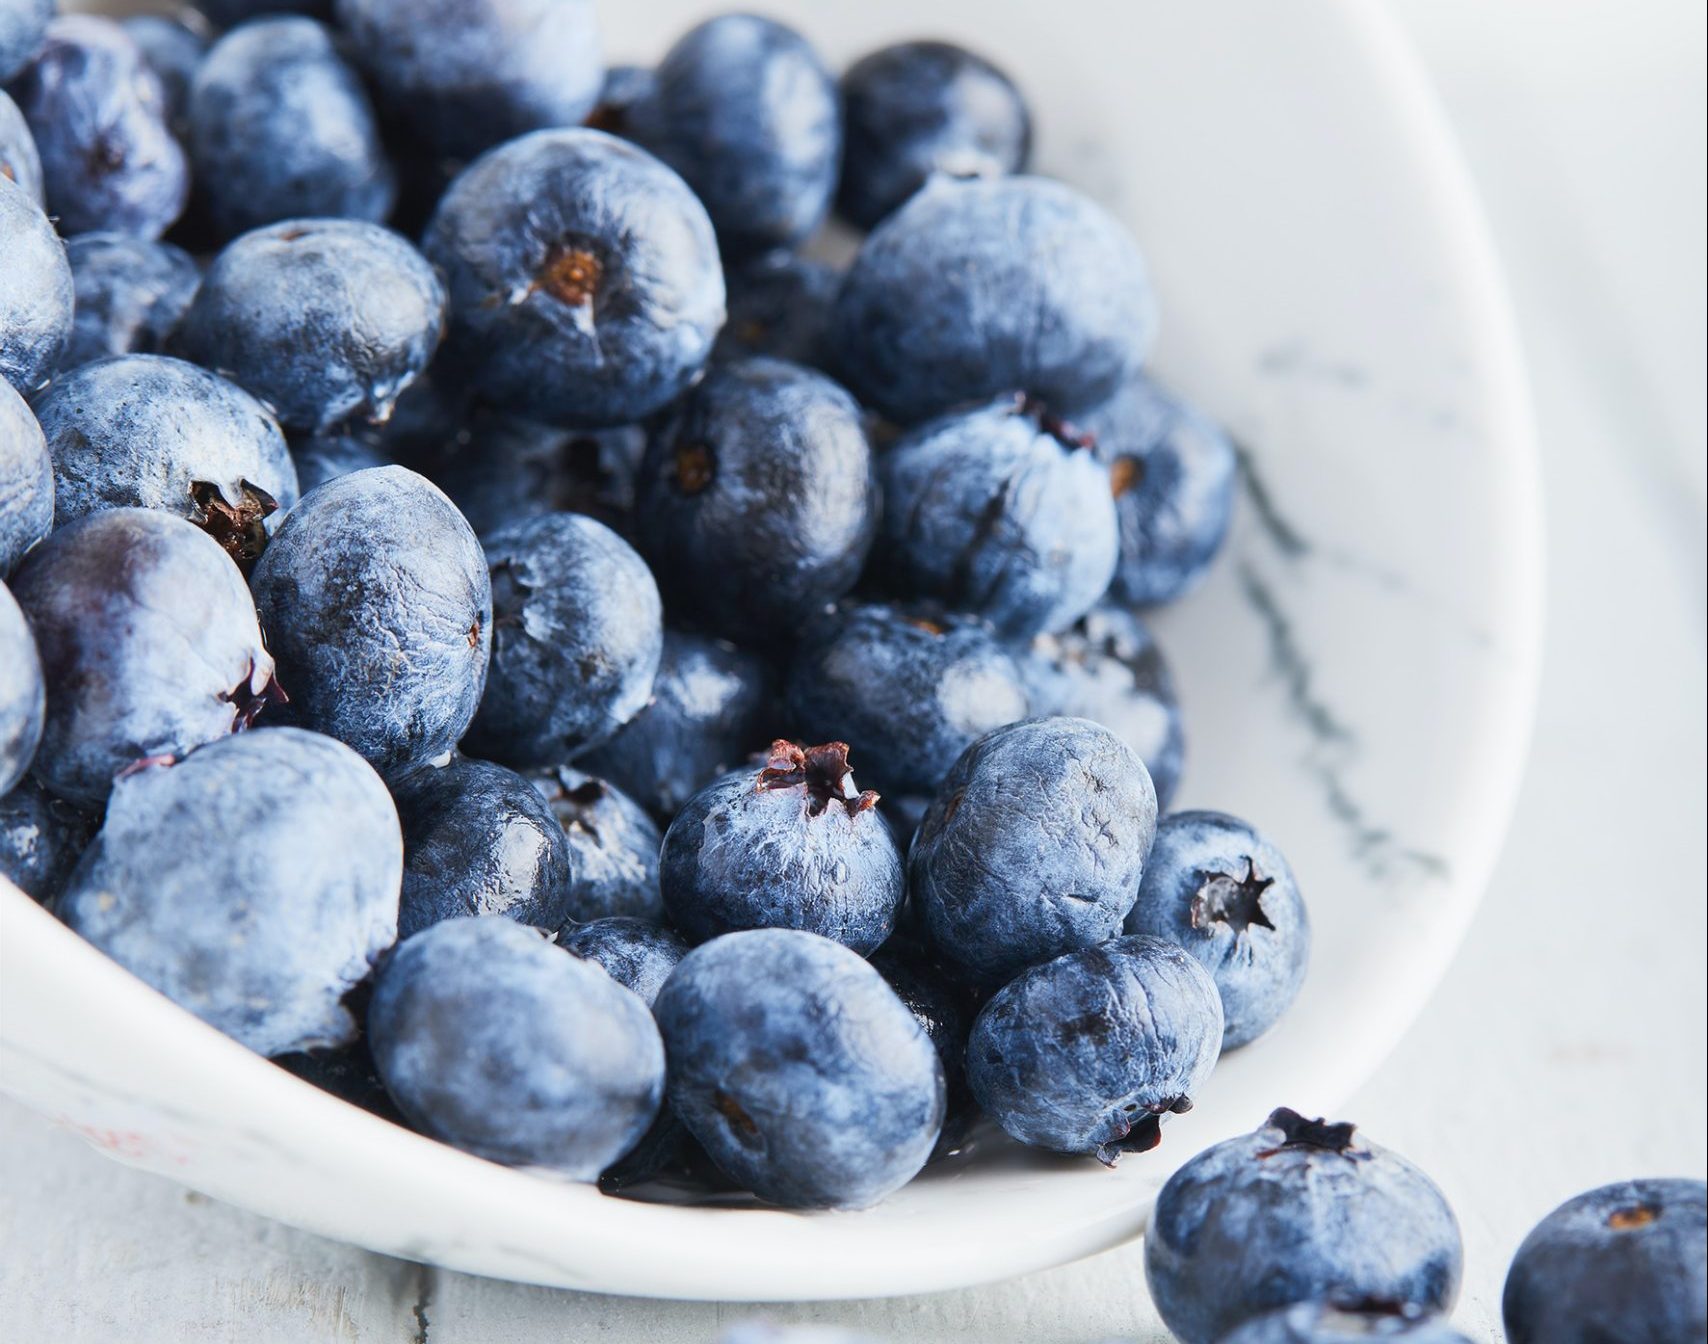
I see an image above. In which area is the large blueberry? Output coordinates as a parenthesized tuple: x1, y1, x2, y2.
(61, 234, 201, 370)
(653, 928, 944, 1209)
(714, 250, 839, 369)
(1145, 1108, 1464, 1344)
(1, 578, 44, 794)
(288, 431, 390, 494)
(831, 175, 1157, 424)
(1221, 1303, 1475, 1344)
(0, 89, 42, 203)
(0, 176, 72, 395)
(0, 775, 97, 903)
(633, 357, 876, 644)
(11, 509, 277, 806)
(432, 419, 644, 540)
(368, 916, 663, 1177)
(250, 466, 491, 777)
(1, 378, 53, 575)
(529, 767, 663, 924)
(120, 14, 208, 136)
(58, 728, 401, 1056)
(0, 0, 52, 83)
(559, 917, 688, 1009)
(424, 129, 724, 429)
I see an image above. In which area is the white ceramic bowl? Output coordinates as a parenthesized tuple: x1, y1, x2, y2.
(0, 0, 1541, 1302)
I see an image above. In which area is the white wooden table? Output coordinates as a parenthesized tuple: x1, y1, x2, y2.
(2, 2, 1703, 1338)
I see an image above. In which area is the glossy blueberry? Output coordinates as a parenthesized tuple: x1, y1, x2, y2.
(559, 917, 688, 1009)
(10, 16, 188, 239)
(1220, 1302, 1475, 1344)
(174, 220, 445, 433)
(871, 940, 977, 1159)
(0, 0, 52, 83)
(968, 936, 1221, 1161)
(369, 916, 664, 1177)
(188, 18, 394, 240)
(432, 419, 644, 540)
(910, 717, 1156, 985)
(629, 14, 839, 257)
(714, 250, 839, 368)
(654, 928, 944, 1209)
(1503, 1178, 1706, 1344)
(0, 776, 98, 903)
(61, 235, 201, 370)
(11, 509, 277, 806)
(424, 129, 724, 429)
(832, 175, 1157, 424)
(1, 377, 53, 574)
(250, 467, 491, 777)
(120, 14, 208, 136)
(287, 431, 390, 495)
(837, 40, 1030, 229)
(58, 728, 402, 1056)
(0, 578, 44, 794)
(530, 767, 664, 924)
(1145, 1108, 1464, 1344)
(0, 89, 43, 203)
(0, 175, 72, 394)
(634, 357, 876, 644)
(586, 64, 655, 137)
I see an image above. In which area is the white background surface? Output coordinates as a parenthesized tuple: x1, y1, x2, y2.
(2, 1, 1704, 1339)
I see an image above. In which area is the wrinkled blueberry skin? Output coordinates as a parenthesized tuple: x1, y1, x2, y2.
(369, 916, 664, 1178)
(120, 15, 207, 136)
(0, 775, 98, 903)
(1, 378, 53, 574)
(1019, 603, 1185, 809)
(59, 728, 402, 1056)
(11, 509, 276, 806)
(0, 90, 43, 203)
(0, 0, 52, 83)
(878, 396, 1120, 637)
(336, 0, 601, 161)
(785, 601, 1030, 799)
(630, 15, 840, 257)
(0, 578, 44, 793)
(634, 357, 876, 644)
(530, 767, 664, 924)
(654, 928, 944, 1209)
(174, 220, 445, 434)
(288, 431, 390, 494)
(467, 512, 662, 769)
(1145, 1108, 1464, 1344)
(391, 755, 572, 939)
(968, 936, 1221, 1161)
(250, 467, 491, 778)
(424, 129, 724, 430)
(872, 940, 977, 1159)
(714, 250, 839, 368)
(832, 176, 1157, 425)
(1221, 1302, 1475, 1344)
(1503, 1178, 1707, 1344)
(560, 917, 688, 1008)
(837, 41, 1030, 230)
(582, 630, 778, 824)
(433, 419, 644, 540)
(188, 18, 394, 241)
(1089, 372, 1238, 607)
(11, 16, 188, 240)
(61, 235, 201, 370)
(0, 176, 72, 394)
(1126, 810, 1310, 1050)
(910, 717, 1157, 986)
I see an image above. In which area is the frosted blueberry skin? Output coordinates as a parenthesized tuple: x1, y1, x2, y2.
(654, 928, 945, 1209)
(0, 0, 51, 83)
(661, 741, 902, 954)
(120, 14, 208, 136)
(1220, 1302, 1475, 1344)
(250, 467, 491, 778)
(335, 0, 601, 161)
(837, 41, 1031, 230)
(425, 129, 724, 430)
(1126, 810, 1310, 1050)
(530, 767, 664, 924)
(0, 776, 98, 904)
(187, 18, 394, 241)
(0, 579, 44, 794)
(58, 728, 402, 1057)
(61, 235, 201, 370)
(629, 14, 840, 258)
(432, 419, 644, 540)
(1145, 1108, 1465, 1344)
(910, 716, 1157, 986)
(0, 176, 72, 395)
(634, 357, 877, 644)
(0, 90, 43, 203)
(287, 431, 390, 494)
(967, 936, 1222, 1162)
(11, 509, 278, 807)
(0, 378, 53, 575)
(369, 916, 664, 1178)
(785, 601, 1030, 799)
(713, 250, 839, 369)
(10, 16, 188, 240)
(559, 917, 688, 1009)
(391, 755, 572, 939)
(1503, 1178, 1707, 1344)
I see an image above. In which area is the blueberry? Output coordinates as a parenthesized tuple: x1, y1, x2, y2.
(837, 40, 1031, 229)
(653, 928, 944, 1209)
(784, 601, 1030, 799)
(1219, 1302, 1475, 1344)
(0, 89, 43, 203)
(910, 716, 1156, 985)
(11, 509, 278, 806)
(187, 18, 394, 240)
(831, 175, 1157, 424)
(559, 917, 688, 1008)
(1145, 1108, 1464, 1344)
(714, 250, 840, 369)
(120, 13, 209, 136)
(1503, 1178, 1706, 1343)
(633, 357, 876, 644)
(423, 128, 724, 429)
(368, 916, 664, 1177)
(432, 419, 644, 540)
(1, 377, 53, 575)
(10, 16, 188, 240)
(250, 467, 490, 777)
(629, 14, 839, 257)
(335, 0, 601, 161)
(0, 578, 44, 794)
(61, 235, 201, 370)
(871, 940, 978, 1159)
(287, 431, 390, 494)
(0, 0, 52, 83)
(58, 727, 402, 1056)
(530, 767, 663, 923)
(0, 175, 73, 395)
(0, 775, 98, 904)
(586, 64, 655, 137)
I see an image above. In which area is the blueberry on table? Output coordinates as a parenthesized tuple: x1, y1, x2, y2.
(0, 0, 52, 83)
(0, 776, 97, 904)
(1219, 1301, 1475, 1343)
(654, 928, 944, 1209)
(368, 916, 664, 1178)
(424, 129, 724, 429)
(0, 90, 43, 204)
(661, 740, 903, 954)
(559, 917, 688, 1009)
(714, 250, 840, 369)
(11, 509, 278, 807)
(1502, 1178, 1706, 1344)
(1145, 1108, 1464, 1344)
(432, 419, 644, 540)
(60, 235, 201, 371)
(287, 431, 390, 495)
(58, 728, 402, 1057)
(120, 14, 208, 137)
(529, 767, 663, 925)
(0, 378, 53, 576)
(0, 176, 72, 395)
(0, 579, 44, 795)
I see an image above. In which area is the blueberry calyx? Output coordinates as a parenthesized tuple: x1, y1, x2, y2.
(1189, 859, 1277, 938)
(220, 658, 288, 731)
(1258, 1106, 1365, 1158)
(1607, 1203, 1661, 1229)
(189, 479, 280, 571)
(672, 442, 715, 494)
(536, 243, 604, 309)
(1094, 1094, 1196, 1167)
(1323, 1298, 1421, 1319)
(1015, 393, 1096, 453)
(1108, 454, 1144, 498)
(756, 739, 880, 817)
(539, 776, 607, 839)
